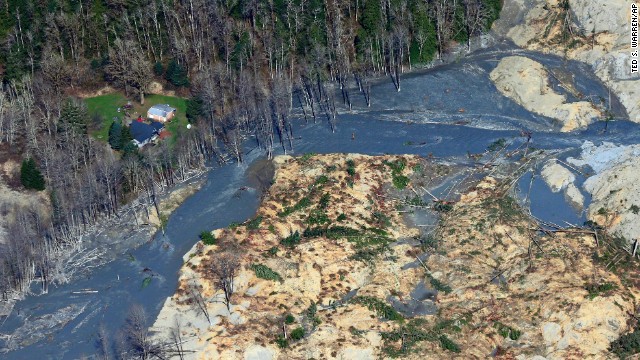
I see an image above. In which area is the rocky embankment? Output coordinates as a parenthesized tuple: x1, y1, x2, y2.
(151, 154, 639, 359)
(568, 142, 640, 243)
(493, 0, 639, 123)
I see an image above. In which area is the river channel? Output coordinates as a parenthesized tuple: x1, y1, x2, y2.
(1, 43, 638, 359)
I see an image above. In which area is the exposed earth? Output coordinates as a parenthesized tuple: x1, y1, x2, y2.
(151, 153, 640, 359)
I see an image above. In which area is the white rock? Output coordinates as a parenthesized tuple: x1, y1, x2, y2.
(338, 348, 375, 360)
(244, 345, 275, 360)
(542, 322, 562, 346)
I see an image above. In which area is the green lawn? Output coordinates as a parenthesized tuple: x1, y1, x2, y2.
(85, 93, 128, 141)
(85, 92, 188, 145)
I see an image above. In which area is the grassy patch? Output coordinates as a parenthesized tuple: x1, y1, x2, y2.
(381, 319, 436, 357)
(85, 92, 128, 141)
(250, 264, 283, 283)
(300, 153, 317, 162)
(438, 334, 460, 352)
(306, 209, 330, 225)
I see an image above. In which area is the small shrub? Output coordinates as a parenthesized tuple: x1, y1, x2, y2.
(278, 197, 311, 217)
(281, 231, 301, 248)
(586, 282, 616, 299)
(630, 205, 640, 214)
(246, 216, 263, 230)
(406, 195, 427, 207)
(319, 193, 330, 209)
(275, 335, 288, 348)
(337, 213, 347, 222)
(199, 231, 216, 245)
(433, 202, 453, 213)
(346, 159, 356, 176)
(487, 138, 507, 151)
(300, 153, 316, 162)
(266, 246, 278, 256)
(384, 159, 406, 174)
(290, 327, 305, 341)
(428, 274, 452, 294)
(305, 302, 322, 328)
(285, 314, 295, 324)
(438, 335, 460, 352)
(315, 175, 329, 186)
(251, 264, 283, 283)
(307, 209, 330, 225)
(392, 175, 410, 189)
(495, 322, 522, 340)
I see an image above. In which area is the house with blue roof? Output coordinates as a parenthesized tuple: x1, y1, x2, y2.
(130, 121, 165, 148)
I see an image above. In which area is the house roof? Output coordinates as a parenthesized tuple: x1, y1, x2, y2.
(130, 121, 156, 143)
(147, 104, 176, 118)
(150, 121, 164, 132)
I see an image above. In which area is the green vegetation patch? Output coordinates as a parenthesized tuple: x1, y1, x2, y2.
(610, 324, 640, 358)
(246, 215, 263, 230)
(494, 321, 522, 340)
(487, 138, 507, 152)
(85, 93, 128, 141)
(250, 264, 283, 283)
(285, 314, 295, 324)
(278, 196, 311, 217)
(199, 231, 216, 245)
(384, 158, 411, 189)
(585, 282, 616, 300)
(290, 327, 305, 340)
(426, 273, 452, 294)
(352, 296, 403, 322)
(280, 231, 301, 248)
(380, 317, 465, 357)
(299, 153, 317, 162)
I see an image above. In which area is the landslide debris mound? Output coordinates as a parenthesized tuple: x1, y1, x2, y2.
(151, 153, 640, 360)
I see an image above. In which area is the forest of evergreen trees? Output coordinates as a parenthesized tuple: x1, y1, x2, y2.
(0, 0, 501, 302)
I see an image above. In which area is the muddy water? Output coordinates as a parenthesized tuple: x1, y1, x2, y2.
(2, 45, 639, 359)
